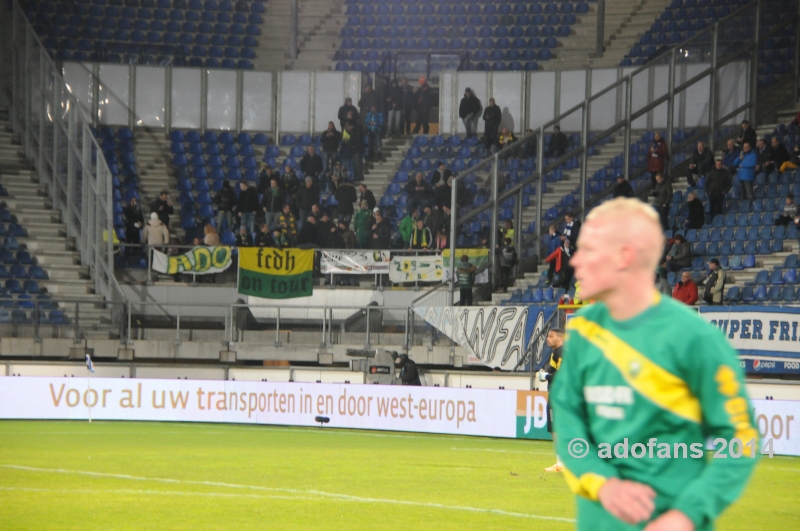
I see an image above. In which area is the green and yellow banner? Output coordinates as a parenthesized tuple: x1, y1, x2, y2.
(442, 248, 489, 268)
(152, 246, 232, 275)
(237, 248, 314, 299)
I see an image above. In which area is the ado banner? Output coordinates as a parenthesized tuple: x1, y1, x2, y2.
(238, 248, 314, 299)
(152, 246, 232, 275)
(389, 255, 444, 282)
(320, 250, 391, 275)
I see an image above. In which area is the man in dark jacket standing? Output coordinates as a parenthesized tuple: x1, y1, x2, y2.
(412, 78, 432, 135)
(647, 131, 668, 185)
(770, 136, 790, 172)
(320, 122, 342, 175)
(653, 173, 673, 231)
(687, 141, 714, 187)
(705, 158, 731, 219)
(150, 191, 174, 228)
(612, 175, 634, 198)
(335, 181, 357, 228)
(296, 215, 319, 247)
(736, 119, 757, 150)
(371, 209, 392, 249)
(396, 354, 421, 386)
(430, 161, 452, 188)
(261, 178, 284, 231)
(300, 145, 324, 182)
(123, 197, 144, 251)
(458, 88, 482, 138)
(236, 181, 259, 233)
(755, 138, 773, 175)
(684, 191, 705, 230)
(358, 183, 376, 211)
(337, 98, 358, 131)
(482, 98, 501, 151)
(545, 125, 568, 158)
(214, 180, 237, 232)
(296, 177, 319, 232)
(405, 172, 432, 214)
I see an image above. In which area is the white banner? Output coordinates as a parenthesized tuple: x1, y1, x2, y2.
(320, 250, 391, 275)
(0, 377, 552, 440)
(389, 256, 444, 282)
(699, 306, 800, 358)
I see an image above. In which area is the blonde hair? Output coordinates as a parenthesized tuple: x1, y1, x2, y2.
(586, 198, 664, 271)
(204, 224, 217, 235)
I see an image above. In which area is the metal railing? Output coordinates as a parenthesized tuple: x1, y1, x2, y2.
(2, 1, 128, 334)
(414, 0, 800, 306)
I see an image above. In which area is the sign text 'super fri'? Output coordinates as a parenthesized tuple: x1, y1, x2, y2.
(237, 248, 314, 299)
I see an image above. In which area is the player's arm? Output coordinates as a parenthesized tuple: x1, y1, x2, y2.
(552, 335, 620, 499)
(669, 328, 759, 529)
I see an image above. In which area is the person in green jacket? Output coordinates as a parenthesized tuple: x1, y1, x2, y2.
(553, 198, 758, 531)
(398, 211, 417, 248)
(353, 201, 372, 249)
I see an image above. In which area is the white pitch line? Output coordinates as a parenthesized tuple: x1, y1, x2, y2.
(0, 485, 320, 502)
(0, 464, 575, 523)
(762, 466, 800, 473)
(450, 447, 555, 456)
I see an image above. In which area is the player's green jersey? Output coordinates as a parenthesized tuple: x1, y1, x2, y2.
(552, 293, 758, 531)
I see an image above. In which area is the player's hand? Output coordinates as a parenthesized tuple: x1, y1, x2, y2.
(598, 477, 656, 525)
(643, 510, 695, 531)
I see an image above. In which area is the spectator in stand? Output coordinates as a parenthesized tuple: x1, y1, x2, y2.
(647, 132, 669, 185)
(457, 255, 477, 306)
(358, 183, 376, 212)
(385, 78, 403, 137)
(409, 218, 432, 250)
(328, 160, 347, 196)
(142, 212, 169, 248)
(655, 272, 672, 297)
(311, 203, 322, 221)
(272, 226, 288, 249)
(343, 119, 365, 181)
(755, 138, 773, 175)
(340, 221, 357, 249)
(300, 145, 323, 186)
(652, 173, 673, 231)
(296, 215, 318, 247)
(337, 97, 358, 131)
(705, 158, 731, 219)
(732, 142, 757, 200)
(501, 219, 515, 245)
(545, 125, 569, 158)
(545, 238, 574, 288)
(317, 210, 336, 248)
(687, 140, 714, 187)
(261, 178, 284, 231)
(775, 194, 798, 226)
(522, 128, 538, 158)
(482, 98, 501, 151)
(459, 88, 482, 138)
(703, 258, 726, 306)
(736, 119, 757, 149)
(422, 204, 442, 236)
(257, 163, 274, 195)
(672, 271, 699, 305)
(412, 77, 432, 135)
(358, 84, 380, 127)
(235, 225, 253, 247)
(405, 172, 432, 213)
(366, 105, 384, 162)
(546, 224, 561, 256)
(398, 210, 416, 248)
(213, 180, 236, 233)
(236, 181, 259, 233)
(430, 161, 452, 188)
(684, 191, 705, 230)
(770, 136, 790, 172)
(435, 177, 453, 210)
(497, 237, 518, 293)
(354, 201, 372, 249)
(335, 179, 357, 228)
(150, 191, 174, 227)
(561, 212, 580, 246)
(296, 177, 319, 232)
(722, 138, 740, 176)
(280, 164, 299, 200)
(495, 127, 517, 154)
(665, 234, 691, 273)
(123, 197, 144, 252)
(254, 223, 273, 248)
(371, 208, 392, 249)
(277, 204, 297, 244)
(434, 225, 449, 250)
(320, 122, 342, 176)
(781, 144, 800, 172)
(400, 76, 415, 135)
(612, 175, 634, 198)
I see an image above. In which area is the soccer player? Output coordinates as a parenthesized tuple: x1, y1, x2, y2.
(541, 327, 565, 472)
(552, 198, 758, 531)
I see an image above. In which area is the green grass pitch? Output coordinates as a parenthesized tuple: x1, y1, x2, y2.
(1, 421, 798, 530)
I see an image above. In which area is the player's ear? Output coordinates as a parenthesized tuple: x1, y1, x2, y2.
(617, 244, 637, 270)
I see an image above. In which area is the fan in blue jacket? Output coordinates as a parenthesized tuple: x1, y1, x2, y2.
(732, 142, 757, 201)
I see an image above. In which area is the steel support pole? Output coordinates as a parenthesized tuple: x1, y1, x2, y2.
(290, 0, 299, 60)
(595, 0, 606, 59)
(448, 174, 457, 305)
(535, 127, 544, 261)
(749, 0, 761, 126)
(623, 76, 633, 178)
(666, 49, 677, 178)
(709, 23, 719, 147)
(37, 48, 46, 185)
(24, 27, 32, 160)
(489, 154, 499, 289)
(513, 190, 523, 254)
(52, 81, 61, 213)
(579, 102, 588, 217)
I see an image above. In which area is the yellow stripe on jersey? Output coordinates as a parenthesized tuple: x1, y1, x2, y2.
(561, 466, 608, 501)
(568, 316, 702, 424)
